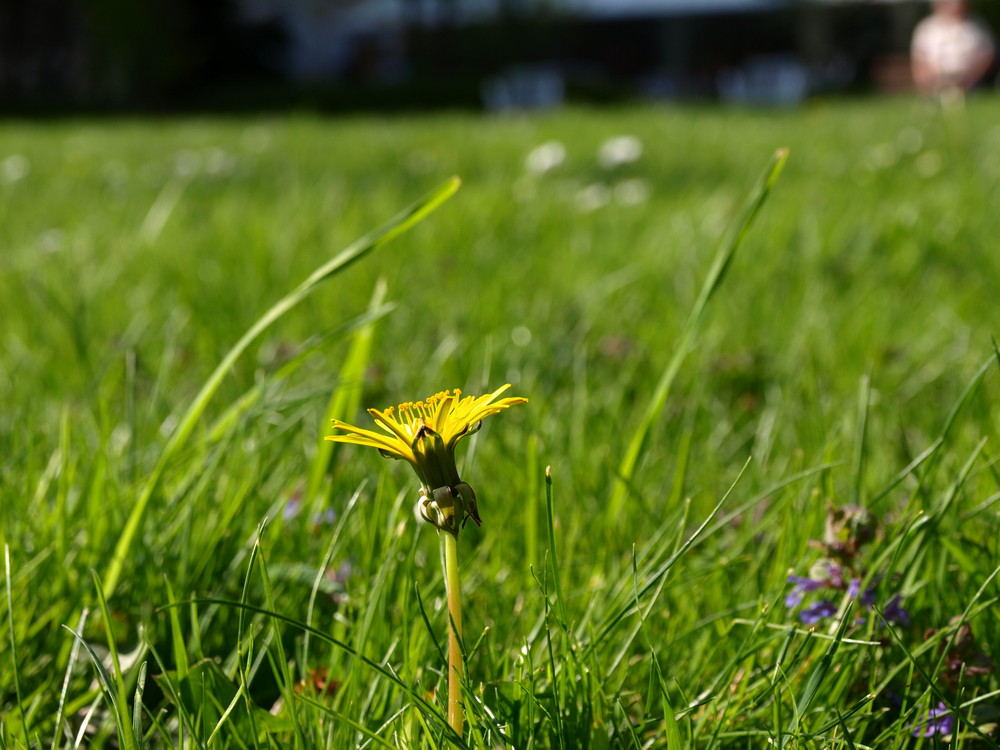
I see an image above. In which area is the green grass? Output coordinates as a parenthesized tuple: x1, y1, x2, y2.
(2, 96, 1000, 748)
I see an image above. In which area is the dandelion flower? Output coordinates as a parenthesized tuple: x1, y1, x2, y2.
(327, 384, 527, 533)
(327, 385, 528, 737)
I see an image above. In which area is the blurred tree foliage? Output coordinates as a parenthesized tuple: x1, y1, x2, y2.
(0, 0, 285, 110)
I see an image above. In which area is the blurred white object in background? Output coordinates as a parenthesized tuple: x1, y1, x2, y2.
(597, 135, 643, 169)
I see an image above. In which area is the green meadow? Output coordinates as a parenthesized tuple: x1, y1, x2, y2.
(1, 97, 999, 748)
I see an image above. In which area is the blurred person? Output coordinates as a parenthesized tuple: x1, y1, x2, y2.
(911, 0, 995, 96)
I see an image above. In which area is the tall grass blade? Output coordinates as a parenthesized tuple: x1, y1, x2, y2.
(544, 466, 568, 628)
(608, 149, 788, 516)
(90, 570, 140, 750)
(4, 547, 31, 750)
(852, 369, 872, 506)
(51, 608, 89, 750)
(63, 625, 136, 750)
(102, 177, 460, 599)
(306, 278, 388, 508)
(132, 661, 147, 743)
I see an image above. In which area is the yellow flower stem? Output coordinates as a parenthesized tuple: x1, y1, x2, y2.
(443, 531, 464, 738)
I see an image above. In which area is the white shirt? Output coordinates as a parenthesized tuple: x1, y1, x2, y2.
(912, 14, 994, 85)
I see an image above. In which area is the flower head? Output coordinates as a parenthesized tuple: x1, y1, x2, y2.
(799, 599, 838, 625)
(881, 594, 911, 627)
(785, 574, 826, 608)
(911, 702, 954, 738)
(326, 385, 527, 534)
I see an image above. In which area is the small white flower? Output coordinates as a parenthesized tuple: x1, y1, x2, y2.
(204, 147, 237, 176)
(613, 178, 650, 206)
(575, 182, 610, 213)
(598, 135, 642, 169)
(524, 140, 566, 175)
(1, 154, 30, 184)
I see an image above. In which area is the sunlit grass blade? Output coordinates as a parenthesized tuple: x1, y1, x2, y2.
(62, 624, 136, 750)
(131, 661, 147, 743)
(544, 466, 567, 628)
(237, 520, 266, 746)
(90, 570, 143, 750)
(608, 149, 788, 516)
(51, 608, 89, 750)
(101, 177, 460, 599)
(4, 547, 31, 750)
(306, 278, 388, 508)
(851, 369, 872, 506)
(162, 577, 189, 684)
(205, 300, 396, 445)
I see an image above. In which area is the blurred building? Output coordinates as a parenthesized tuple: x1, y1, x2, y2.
(1, 0, 995, 111)
(244, 0, 937, 104)
(397, 0, 935, 105)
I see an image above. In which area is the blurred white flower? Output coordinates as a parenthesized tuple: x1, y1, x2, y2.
(38, 228, 66, 254)
(865, 143, 897, 170)
(511, 325, 532, 346)
(598, 136, 642, 169)
(575, 182, 610, 212)
(524, 140, 566, 175)
(204, 147, 238, 177)
(1, 154, 30, 184)
(173, 149, 200, 178)
(613, 178, 650, 206)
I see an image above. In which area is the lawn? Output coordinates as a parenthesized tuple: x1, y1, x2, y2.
(1, 96, 999, 748)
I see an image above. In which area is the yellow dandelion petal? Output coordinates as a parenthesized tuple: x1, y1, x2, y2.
(326, 385, 527, 500)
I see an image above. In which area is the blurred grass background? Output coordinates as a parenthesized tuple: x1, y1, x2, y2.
(1, 97, 999, 747)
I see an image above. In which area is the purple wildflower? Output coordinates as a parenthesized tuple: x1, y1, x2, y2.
(847, 578, 877, 606)
(911, 702, 954, 738)
(825, 563, 846, 589)
(312, 507, 337, 526)
(283, 494, 302, 520)
(800, 600, 838, 625)
(882, 594, 911, 627)
(786, 574, 826, 608)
